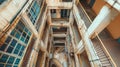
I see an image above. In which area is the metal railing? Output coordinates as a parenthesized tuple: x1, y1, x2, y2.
(77, 2, 116, 67)
(77, 3, 92, 28)
(95, 33, 117, 67)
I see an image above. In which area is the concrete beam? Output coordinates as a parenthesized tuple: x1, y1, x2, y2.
(50, 23, 69, 27)
(47, 2, 73, 9)
(52, 33, 67, 37)
(87, 5, 118, 38)
(53, 40, 66, 44)
(0, 0, 27, 30)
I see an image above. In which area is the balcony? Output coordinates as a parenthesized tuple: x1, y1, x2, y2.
(76, 3, 92, 28)
(92, 29, 120, 67)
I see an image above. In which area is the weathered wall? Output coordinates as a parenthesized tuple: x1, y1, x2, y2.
(0, 0, 27, 29)
(92, 0, 105, 14)
(107, 13, 120, 39)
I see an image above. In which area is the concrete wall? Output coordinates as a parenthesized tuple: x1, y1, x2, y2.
(107, 13, 120, 39)
(0, 0, 27, 30)
(92, 0, 105, 14)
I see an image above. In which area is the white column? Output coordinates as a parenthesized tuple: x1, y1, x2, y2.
(84, 33, 101, 67)
(87, 5, 111, 38)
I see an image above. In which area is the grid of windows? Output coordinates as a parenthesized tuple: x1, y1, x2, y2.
(10, 21, 31, 44)
(0, 21, 32, 67)
(27, 1, 40, 24)
(0, 54, 21, 67)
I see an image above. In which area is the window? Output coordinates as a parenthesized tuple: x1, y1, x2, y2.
(13, 49, 19, 54)
(7, 46, 14, 53)
(61, 9, 70, 18)
(5, 36, 12, 44)
(27, 1, 40, 24)
(0, 54, 9, 63)
(7, 56, 15, 64)
(0, 21, 32, 67)
(15, 58, 20, 65)
(11, 21, 31, 44)
(21, 46, 25, 51)
(10, 39, 17, 47)
(0, 64, 4, 67)
(6, 64, 12, 67)
(0, 43, 7, 51)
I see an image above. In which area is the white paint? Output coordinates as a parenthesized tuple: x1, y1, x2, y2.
(105, 0, 120, 12)
(0, 0, 27, 31)
(114, 3, 120, 11)
(87, 5, 111, 37)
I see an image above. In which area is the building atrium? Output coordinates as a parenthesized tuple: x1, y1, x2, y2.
(0, 0, 120, 67)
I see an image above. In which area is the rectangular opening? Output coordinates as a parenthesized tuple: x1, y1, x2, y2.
(62, 0, 72, 2)
(61, 9, 70, 18)
(53, 37, 66, 41)
(52, 27, 67, 34)
(54, 43, 65, 46)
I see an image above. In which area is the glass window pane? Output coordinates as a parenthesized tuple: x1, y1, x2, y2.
(25, 39, 29, 44)
(0, 44, 7, 51)
(15, 32, 21, 39)
(26, 36, 30, 40)
(0, 54, 9, 63)
(28, 1, 40, 25)
(13, 49, 19, 55)
(16, 43, 21, 50)
(28, 31, 31, 36)
(10, 39, 17, 47)
(6, 64, 12, 67)
(15, 58, 20, 64)
(18, 51, 23, 56)
(0, 64, 4, 67)
(14, 66, 18, 67)
(24, 28, 28, 33)
(20, 36, 25, 42)
(22, 32, 26, 37)
(7, 46, 14, 53)
(10, 29, 16, 36)
(7, 56, 15, 64)
(21, 46, 25, 51)
(5, 36, 12, 44)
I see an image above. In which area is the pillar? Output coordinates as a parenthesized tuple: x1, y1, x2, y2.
(87, 5, 112, 38)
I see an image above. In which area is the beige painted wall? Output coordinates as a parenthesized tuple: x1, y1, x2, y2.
(92, 0, 106, 14)
(107, 13, 120, 39)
